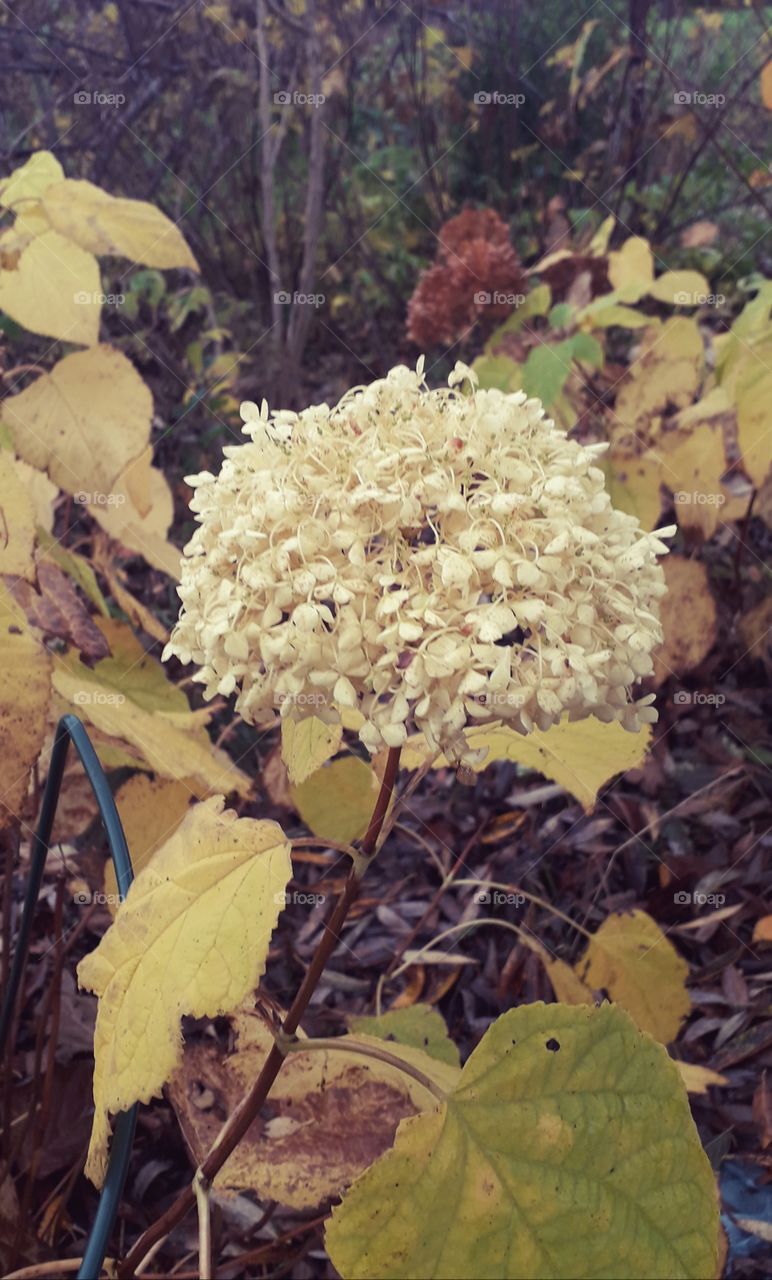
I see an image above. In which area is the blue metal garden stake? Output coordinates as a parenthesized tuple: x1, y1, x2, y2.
(0, 714, 138, 1280)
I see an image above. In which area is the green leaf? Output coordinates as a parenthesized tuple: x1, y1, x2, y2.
(521, 340, 575, 407)
(349, 1005, 461, 1068)
(290, 754, 380, 844)
(472, 354, 520, 392)
(326, 1002, 719, 1280)
(569, 332, 603, 368)
(548, 302, 573, 330)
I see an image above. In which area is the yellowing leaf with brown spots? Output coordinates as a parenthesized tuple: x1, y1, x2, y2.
(401, 717, 652, 812)
(3, 346, 151, 500)
(77, 797, 292, 1185)
(350, 1005, 461, 1068)
(0, 231, 100, 346)
(42, 179, 199, 271)
(169, 1008, 458, 1211)
(291, 755, 380, 843)
(327, 1002, 719, 1280)
(576, 909, 690, 1043)
(281, 714, 343, 785)
(653, 555, 717, 684)
(0, 583, 51, 824)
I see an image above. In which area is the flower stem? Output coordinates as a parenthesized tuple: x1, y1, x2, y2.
(118, 745, 402, 1277)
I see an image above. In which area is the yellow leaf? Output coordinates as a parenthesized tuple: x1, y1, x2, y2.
(77, 796, 291, 1184)
(0, 231, 100, 346)
(653, 555, 717, 684)
(0, 453, 36, 580)
(104, 774, 193, 915)
(42, 179, 199, 271)
(752, 914, 772, 943)
(649, 269, 710, 305)
(90, 446, 180, 578)
(169, 1008, 458, 1210)
(543, 955, 595, 1005)
(604, 450, 663, 530)
(0, 151, 64, 208)
(401, 717, 652, 812)
(291, 755, 380, 843)
(736, 371, 772, 488)
(576, 909, 690, 1043)
(607, 235, 654, 298)
(614, 318, 703, 435)
(115, 774, 191, 872)
(0, 583, 51, 824)
(281, 714, 343, 785)
(661, 422, 728, 539)
(51, 622, 251, 798)
(676, 1062, 729, 1094)
(3, 346, 151, 500)
(14, 459, 59, 533)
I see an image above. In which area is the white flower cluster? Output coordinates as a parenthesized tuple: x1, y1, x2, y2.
(164, 360, 674, 763)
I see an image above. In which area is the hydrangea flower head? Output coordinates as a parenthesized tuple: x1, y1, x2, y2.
(164, 360, 673, 763)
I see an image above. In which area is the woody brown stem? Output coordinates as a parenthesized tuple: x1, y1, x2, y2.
(118, 746, 402, 1277)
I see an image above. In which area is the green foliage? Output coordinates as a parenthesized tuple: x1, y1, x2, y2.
(327, 1003, 719, 1280)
